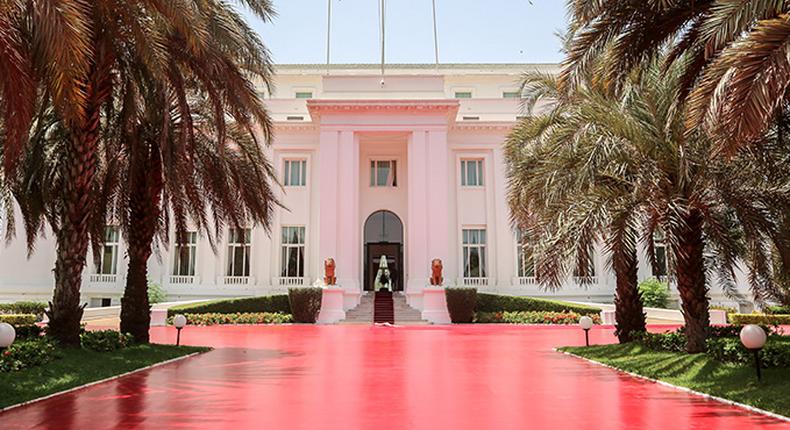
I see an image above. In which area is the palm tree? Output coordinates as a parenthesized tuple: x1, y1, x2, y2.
(9, 0, 276, 346)
(561, 1, 790, 152)
(505, 72, 646, 343)
(507, 58, 789, 352)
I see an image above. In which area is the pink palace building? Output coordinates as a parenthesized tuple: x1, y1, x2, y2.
(0, 64, 753, 311)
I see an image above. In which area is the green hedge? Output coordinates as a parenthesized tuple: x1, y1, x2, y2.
(476, 311, 602, 325)
(81, 330, 132, 352)
(166, 295, 291, 317)
(446, 288, 477, 323)
(0, 337, 57, 372)
(767, 305, 790, 315)
(169, 312, 293, 326)
(475, 293, 601, 315)
(0, 314, 37, 325)
(729, 313, 790, 325)
(0, 302, 47, 318)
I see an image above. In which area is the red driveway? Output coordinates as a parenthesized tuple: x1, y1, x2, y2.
(1, 325, 787, 429)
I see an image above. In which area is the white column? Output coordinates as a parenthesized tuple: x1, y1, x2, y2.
(407, 128, 450, 294)
(318, 129, 360, 290)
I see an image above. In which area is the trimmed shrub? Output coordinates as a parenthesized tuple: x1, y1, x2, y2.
(710, 305, 738, 315)
(80, 330, 132, 352)
(632, 330, 687, 352)
(476, 311, 601, 325)
(475, 293, 601, 315)
(766, 305, 790, 315)
(0, 338, 57, 372)
(707, 337, 790, 368)
(288, 288, 323, 323)
(167, 295, 291, 317)
(0, 301, 47, 316)
(14, 324, 44, 340)
(0, 314, 37, 325)
(729, 313, 790, 325)
(446, 288, 477, 323)
(148, 282, 167, 305)
(638, 277, 669, 308)
(169, 312, 293, 326)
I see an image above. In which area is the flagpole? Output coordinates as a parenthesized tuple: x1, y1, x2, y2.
(380, 0, 386, 80)
(432, 0, 439, 67)
(326, 0, 332, 72)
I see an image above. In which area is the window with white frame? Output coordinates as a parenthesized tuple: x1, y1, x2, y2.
(173, 231, 197, 276)
(573, 252, 596, 280)
(295, 91, 313, 99)
(370, 160, 397, 187)
(227, 228, 251, 277)
(280, 226, 306, 278)
(654, 230, 668, 278)
(96, 226, 120, 275)
(502, 91, 521, 99)
(454, 91, 472, 99)
(462, 228, 487, 278)
(515, 230, 535, 278)
(283, 159, 307, 187)
(460, 159, 484, 187)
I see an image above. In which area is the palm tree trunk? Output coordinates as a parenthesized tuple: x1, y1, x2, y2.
(119, 141, 163, 343)
(47, 87, 104, 347)
(674, 209, 709, 353)
(613, 247, 645, 343)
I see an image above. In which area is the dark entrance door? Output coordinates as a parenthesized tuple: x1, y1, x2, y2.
(363, 210, 404, 292)
(365, 242, 403, 291)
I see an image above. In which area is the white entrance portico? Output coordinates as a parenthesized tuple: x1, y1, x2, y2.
(308, 99, 458, 307)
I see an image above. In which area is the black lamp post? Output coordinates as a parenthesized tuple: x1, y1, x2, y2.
(579, 316, 593, 347)
(173, 314, 187, 346)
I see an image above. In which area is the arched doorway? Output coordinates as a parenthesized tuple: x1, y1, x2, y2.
(363, 210, 404, 291)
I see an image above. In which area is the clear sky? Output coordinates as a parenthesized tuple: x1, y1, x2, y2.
(243, 0, 568, 65)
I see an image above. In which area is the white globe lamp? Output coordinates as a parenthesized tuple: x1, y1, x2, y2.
(0, 322, 15, 350)
(579, 316, 594, 346)
(740, 324, 767, 381)
(173, 314, 187, 346)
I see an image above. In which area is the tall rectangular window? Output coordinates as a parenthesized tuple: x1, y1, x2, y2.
(227, 228, 251, 277)
(460, 159, 484, 187)
(284, 159, 307, 187)
(462, 228, 487, 278)
(97, 226, 119, 275)
(654, 231, 668, 278)
(280, 226, 306, 278)
(516, 230, 535, 278)
(370, 160, 397, 187)
(573, 253, 596, 279)
(173, 231, 197, 276)
(295, 91, 313, 99)
(454, 91, 472, 99)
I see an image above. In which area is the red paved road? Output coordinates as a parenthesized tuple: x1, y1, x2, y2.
(1, 325, 787, 430)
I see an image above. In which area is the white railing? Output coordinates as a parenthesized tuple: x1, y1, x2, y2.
(221, 276, 252, 286)
(461, 277, 489, 287)
(574, 276, 599, 285)
(516, 276, 537, 286)
(169, 275, 197, 285)
(89, 273, 118, 284)
(276, 277, 307, 287)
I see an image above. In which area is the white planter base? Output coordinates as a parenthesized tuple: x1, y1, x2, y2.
(421, 286, 451, 324)
(317, 286, 346, 324)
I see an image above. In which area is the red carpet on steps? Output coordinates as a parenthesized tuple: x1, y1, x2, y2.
(373, 291, 394, 324)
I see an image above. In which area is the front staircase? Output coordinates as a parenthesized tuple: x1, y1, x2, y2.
(373, 291, 395, 324)
(339, 292, 428, 324)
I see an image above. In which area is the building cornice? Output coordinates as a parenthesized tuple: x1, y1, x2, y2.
(307, 99, 460, 120)
(450, 121, 515, 132)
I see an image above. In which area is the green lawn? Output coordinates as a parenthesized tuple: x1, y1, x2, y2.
(559, 343, 790, 418)
(0, 344, 209, 409)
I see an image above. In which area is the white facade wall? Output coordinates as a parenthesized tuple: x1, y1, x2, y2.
(0, 64, 752, 309)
